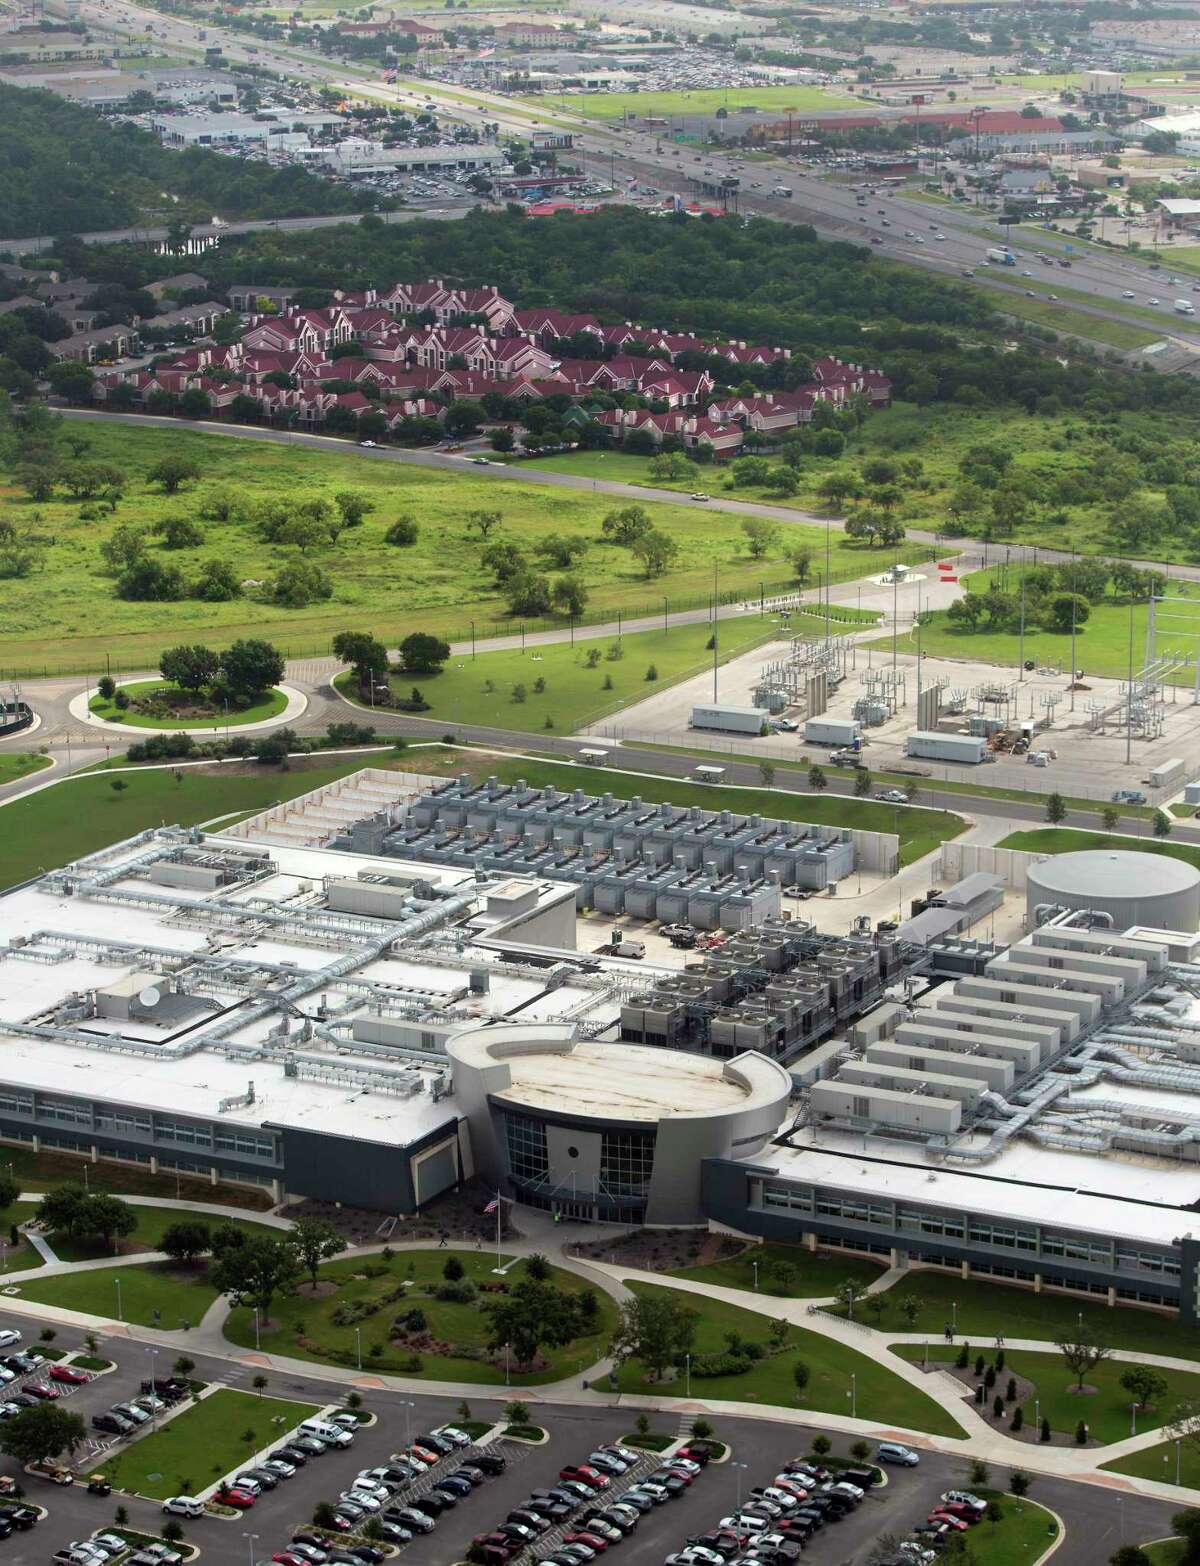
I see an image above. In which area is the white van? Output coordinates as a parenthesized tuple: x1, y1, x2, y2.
(299, 1419, 353, 1447)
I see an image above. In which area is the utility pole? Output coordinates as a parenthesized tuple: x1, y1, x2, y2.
(1126, 594, 1135, 767)
(1018, 549, 1026, 680)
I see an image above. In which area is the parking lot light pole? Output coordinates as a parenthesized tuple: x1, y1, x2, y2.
(1131, 1400, 1138, 1437)
(849, 1372, 857, 1419)
(732, 1461, 749, 1508)
(685, 1353, 691, 1397)
(400, 1400, 415, 1452)
(242, 1532, 259, 1566)
(253, 1308, 260, 1352)
(355, 1327, 363, 1371)
(751, 1259, 759, 1291)
(147, 1348, 159, 1426)
(114, 1277, 122, 1322)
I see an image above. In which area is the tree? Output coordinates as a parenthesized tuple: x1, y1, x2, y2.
(288, 1217, 343, 1291)
(760, 762, 776, 789)
(1055, 1333, 1110, 1391)
(148, 455, 201, 494)
(217, 640, 284, 702)
(832, 1280, 859, 1318)
(483, 1277, 588, 1370)
(742, 518, 779, 559)
(482, 540, 526, 584)
(793, 1360, 810, 1395)
(609, 1290, 698, 1382)
(211, 1235, 300, 1320)
(898, 1296, 921, 1329)
(192, 559, 242, 602)
(160, 644, 218, 694)
(808, 764, 828, 792)
(0, 1404, 85, 1465)
(272, 560, 332, 608)
(1121, 1366, 1168, 1411)
(490, 428, 515, 454)
(467, 508, 502, 540)
(100, 524, 148, 575)
(179, 388, 211, 420)
(0, 1175, 19, 1215)
(1009, 1470, 1031, 1496)
(855, 769, 872, 798)
(793, 548, 813, 586)
(160, 1221, 212, 1266)
(1102, 807, 1120, 833)
(506, 570, 552, 616)
(1170, 1509, 1200, 1563)
(398, 633, 450, 674)
(82, 1195, 136, 1249)
(117, 556, 185, 602)
(1109, 1549, 1152, 1566)
(333, 492, 374, 535)
(1154, 810, 1173, 838)
(444, 399, 485, 437)
(332, 631, 389, 687)
(173, 1356, 196, 1380)
(601, 505, 652, 547)
(444, 1255, 466, 1283)
(156, 516, 205, 550)
(385, 516, 419, 548)
(1046, 791, 1067, 824)
(631, 528, 678, 577)
(552, 574, 589, 618)
(1048, 593, 1089, 634)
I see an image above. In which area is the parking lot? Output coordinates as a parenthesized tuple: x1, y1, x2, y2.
(0, 1301, 1178, 1566)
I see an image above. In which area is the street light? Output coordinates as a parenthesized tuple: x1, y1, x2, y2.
(355, 1326, 363, 1371)
(399, 1399, 415, 1452)
(1131, 1400, 1138, 1438)
(732, 1460, 749, 1508)
(147, 1348, 159, 1426)
(751, 1259, 759, 1291)
(114, 1277, 123, 1322)
(253, 1307, 261, 1352)
(848, 1372, 857, 1419)
(242, 1533, 259, 1566)
(685, 1353, 691, 1397)
(951, 1300, 957, 1331)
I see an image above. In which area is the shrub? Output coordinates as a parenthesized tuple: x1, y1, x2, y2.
(434, 1281, 477, 1304)
(97, 675, 116, 700)
(443, 1256, 465, 1282)
(645, 664, 658, 681)
(690, 1351, 751, 1377)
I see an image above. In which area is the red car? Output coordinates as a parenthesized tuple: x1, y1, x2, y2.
(929, 1512, 969, 1532)
(560, 1466, 609, 1490)
(471, 1535, 513, 1555)
(564, 1532, 609, 1553)
(272, 1554, 307, 1565)
(405, 1446, 438, 1467)
(935, 1502, 980, 1524)
(23, 1383, 59, 1400)
(217, 1488, 256, 1509)
(48, 1366, 89, 1385)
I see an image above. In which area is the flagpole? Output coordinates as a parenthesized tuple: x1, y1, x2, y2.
(492, 1189, 505, 1275)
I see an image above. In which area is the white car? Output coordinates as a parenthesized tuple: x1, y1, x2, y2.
(263, 1459, 295, 1479)
(0, 1331, 21, 1350)
(1150, 297, 1161, 306)
(339, 1490, 381, 1513)
(161, 1499, 204, 1519)
(941, 1490, 986, 1513)
(876, 788, 908, 804)
(359, 439, 378, 448)
(690, 492, 710, 502)
(1122, 290, 1136, 299)
(351, 1478, 390, 1501)
(435, 1426, 472, 1447)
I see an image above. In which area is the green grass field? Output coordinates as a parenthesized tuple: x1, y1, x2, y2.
(998, 828, 1200, 873)
(670, 1242, 884, 1298)
(530, 85, 864, 123)
(337, 615, 779, 734)
(469, 756, 964, 866)
(967, 1490, 1064, 1566)
(92, 1388, 321, 1500)
(0, 422, 909, 674)
(896, 1343, 1200, 1445)
(0, 759, 377, 891)
(15, 1201, 281, 1264)
(969, 278, 1162, 350)
(88, 680, 288, 730)
(616, 1281, 965, 1437)
(17, 1257, 224, 1328)
(1142, 1542, 1186, 1566)
(0, 753, 49, 786)
(1107, 1438, 1200, 1493)
(222, 1250, 617, 1386)
(875, 567, 1170, 679)
(859, 1270, 1200, 1358)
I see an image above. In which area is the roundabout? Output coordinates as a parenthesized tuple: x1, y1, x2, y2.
(71, 679, 307, 736)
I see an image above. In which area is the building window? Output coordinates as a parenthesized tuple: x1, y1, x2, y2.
(213, 1131, 276, 1160)
(154, 1118, 213, 1149)
(96, 1110, 152, 1137)
(600, 1130, 656, 1197)
(37, 1097, 92, 1127)
(504, 1113, 548, 1187)
(0, 1092, 33, 1116)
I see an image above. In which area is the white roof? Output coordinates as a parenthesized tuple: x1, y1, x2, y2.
(765, 1128, 1200, 1245)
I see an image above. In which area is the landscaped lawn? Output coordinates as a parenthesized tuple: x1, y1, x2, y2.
(894, 1343, 1200, 1445)
(336, 615, 781, 734)
(222, 1250, 618, 1386)
(16, 1258, 224, 1328)
(998, 829, 1200, 875)
(11, 1201, 283, 1264)
(88, 680, 287, 730)
(967, 1490, 1064, 1566)
(1106, 1437, 1200, 1493)
(0, 1144, 273, 1209)
(0, 753, 49, 787)
(0, 420, 914, 675)
(0, 759, 372, 891)
(862, 1270, 1200, 1358)
(670, 1242, 885, 1298)
(615, 1282, 966, 1438)
(1142, 1537, 1187, 1564)
(93, 1388, 321, 1500)
(470, 757, 965, 867)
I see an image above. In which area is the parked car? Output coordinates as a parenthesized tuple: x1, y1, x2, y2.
(49, 1365, 90, 1385)
(878, 1442, 920, 1466)
(161, 1498, 204, 1519)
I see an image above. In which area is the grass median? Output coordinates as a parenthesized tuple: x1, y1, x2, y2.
(93, 1388, 321, 1500)
(615, 1281, 966, 1438)
(88, 681, 288, 731)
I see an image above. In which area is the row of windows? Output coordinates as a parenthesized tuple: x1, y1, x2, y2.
(0, 1093, 33, 1116)
(600, 1130, 655, 1198)
(757, 1179, 1178, 1277)
(505, 1113, 548, 1187)
(96, 1111, 152, 1137)
(1, 1099, 276, 1162)
(39, 1098, 92, 1127)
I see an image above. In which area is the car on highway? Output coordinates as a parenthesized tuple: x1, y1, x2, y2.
(933, 232, 946, 240)
(875, 789, 908, 804)
(1150, 296, 1161, 305)
(691, 492, 710, 501)
(961, 268, 974, 277)
(1025, 289, 1036, 297)
(1122, 290, 1136, 299)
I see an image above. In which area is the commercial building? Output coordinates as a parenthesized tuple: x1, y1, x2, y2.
(10, 771, 1200, 1317)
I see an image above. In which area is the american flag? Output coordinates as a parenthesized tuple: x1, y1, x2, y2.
(483, 1199, 499, 1215)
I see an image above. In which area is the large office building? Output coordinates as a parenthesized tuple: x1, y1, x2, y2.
(6, 774, 1200, 1318)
